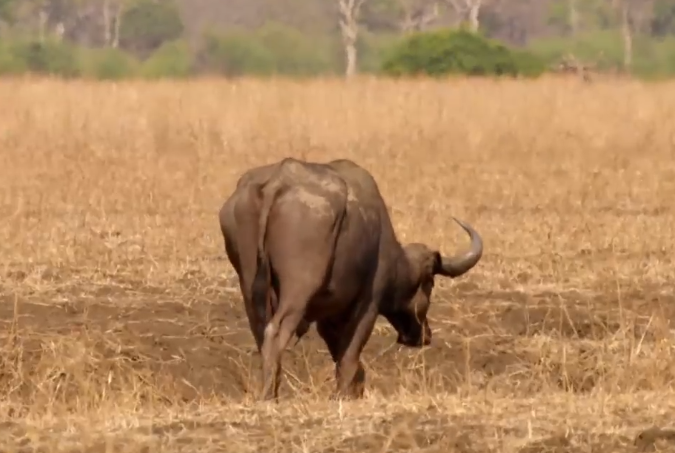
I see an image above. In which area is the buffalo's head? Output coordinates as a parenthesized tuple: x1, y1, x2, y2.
(383, 217, 483, 348)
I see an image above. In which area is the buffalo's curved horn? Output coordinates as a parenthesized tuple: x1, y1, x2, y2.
(435, 217, 483, 278)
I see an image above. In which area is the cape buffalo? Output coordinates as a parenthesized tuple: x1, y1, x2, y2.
(219, 157, 483, 401)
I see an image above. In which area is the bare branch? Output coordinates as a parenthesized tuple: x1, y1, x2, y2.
(338, 0, 366, 19)
(443, 0, 483, 31)
(445, 0, 465, 12)
(401, 1, 439, 32)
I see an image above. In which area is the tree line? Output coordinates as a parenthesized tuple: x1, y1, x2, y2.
(1, 0, 675, 79)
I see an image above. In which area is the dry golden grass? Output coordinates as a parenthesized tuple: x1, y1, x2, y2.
(2, 75, 675, 452)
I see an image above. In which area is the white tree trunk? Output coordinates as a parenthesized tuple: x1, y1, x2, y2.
(621, 0, 632, 70)
(103, 0, 111, 46)
(467, 0, 480, 32)
(112, 1, 123, 48)
(38, 9, 47, 42)
(446, 0, 482, 32)
(568, 0, 578, 35)
(345, 42, 357, 77)
(339, 0, 365, 78)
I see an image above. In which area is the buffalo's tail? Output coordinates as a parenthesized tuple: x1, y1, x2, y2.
(250, 180, 283, 338)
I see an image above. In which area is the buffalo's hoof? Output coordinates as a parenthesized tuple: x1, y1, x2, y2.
(329, 387, 364, 401)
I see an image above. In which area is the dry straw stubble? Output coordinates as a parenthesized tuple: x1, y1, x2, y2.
(1, 76, 675, 452)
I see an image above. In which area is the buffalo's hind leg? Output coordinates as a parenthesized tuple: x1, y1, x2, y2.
(259, 194, 346, 400)
(259, 287, 310, 401)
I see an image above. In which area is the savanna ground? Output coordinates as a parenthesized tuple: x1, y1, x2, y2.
(1, 76, 675, 453)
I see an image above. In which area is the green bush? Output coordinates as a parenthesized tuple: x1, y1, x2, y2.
(83, 47, 138, 80)
(510, 49, 548, 77)
(197, 30, 275, 77)
(9, 39, 80, 77)
(634, 37, 675, 79)
(254, 22, 334, 76)
(196, 24, 338, 77)
(357, 31, 400, 73)
(0, 40, 26, 74)
(528, 30, 675, 78)
(141, 39, 193, 79)
(380, 28, 546, 78)
(528, 30, 624, 71)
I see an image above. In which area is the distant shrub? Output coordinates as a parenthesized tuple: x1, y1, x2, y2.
(83, 47, 138, 80)
(0, 40, 26, 74)
(529, 30, 675, 78)
(254, 22, 333, 76)
(197, 30, 275, 77)
(528, 30, 624, 72)
(357, 31, 400, 73)
(510, 49, 548, 77)
(9, 39, 80, 77)
(381, 28, 546, 78)
(141, 40, 193, 79)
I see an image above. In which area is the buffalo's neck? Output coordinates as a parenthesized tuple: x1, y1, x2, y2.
(382, 245, 416, 312)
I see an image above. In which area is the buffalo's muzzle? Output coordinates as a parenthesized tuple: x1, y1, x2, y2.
(397, 331, 432, 347)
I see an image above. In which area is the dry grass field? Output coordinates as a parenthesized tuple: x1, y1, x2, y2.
(1, 75, 675, 452)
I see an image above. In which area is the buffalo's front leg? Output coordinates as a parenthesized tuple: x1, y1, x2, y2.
(318, 299, 378, 400)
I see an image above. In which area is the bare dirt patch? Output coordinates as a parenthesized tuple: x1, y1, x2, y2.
(2, 284, 673, 403)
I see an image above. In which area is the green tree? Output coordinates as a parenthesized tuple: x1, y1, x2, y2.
(547, 0, 575, 35)
(119, 0, 184, 58)
(360, 0, 403, 32)
(0, 0, 16, 24)
(651, 0, 675, 36)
